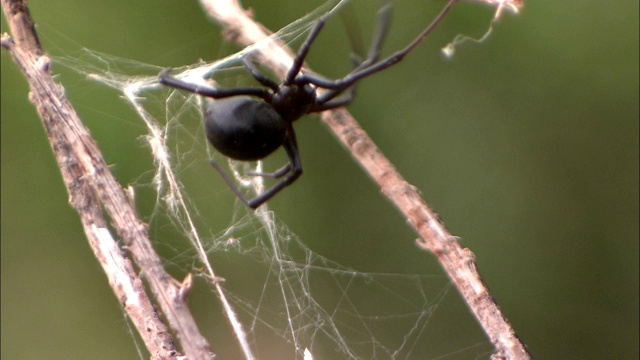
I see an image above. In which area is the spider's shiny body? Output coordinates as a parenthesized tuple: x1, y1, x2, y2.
(204, 97, 286, 161)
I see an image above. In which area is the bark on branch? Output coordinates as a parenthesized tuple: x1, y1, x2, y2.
(1, 1, 211, 359)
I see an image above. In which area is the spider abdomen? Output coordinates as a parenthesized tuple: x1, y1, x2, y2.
(204, 97, 287, 161)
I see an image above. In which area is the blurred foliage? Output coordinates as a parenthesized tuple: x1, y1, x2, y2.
(2, 0, 638, 359)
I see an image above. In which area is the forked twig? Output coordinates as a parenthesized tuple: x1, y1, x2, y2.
(200, 0, 531, 358)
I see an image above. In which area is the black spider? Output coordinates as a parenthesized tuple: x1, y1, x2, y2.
(159, 2, 454, 209)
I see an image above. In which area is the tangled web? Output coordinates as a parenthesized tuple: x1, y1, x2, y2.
(56, 0, 519, 358)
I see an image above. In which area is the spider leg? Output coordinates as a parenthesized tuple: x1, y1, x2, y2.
(311, 91, 355, 112)
(248, 163, 292, 178)
(209, 159, 255, 206)
(248, 129, 302, 208)
(315, 70, 363, 113)
(307, 0, 457, 100)
(210, 128, 302, 209)
(284, 15, 328, 85)
(242, 58, 279, 91)
(314, 3, 392, 107)
(357, 2, 393, 70)
(159, 68, 273, 102)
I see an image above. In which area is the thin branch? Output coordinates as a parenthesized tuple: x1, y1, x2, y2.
(199, 0, 531, 359)
(1, 1, 211, 359)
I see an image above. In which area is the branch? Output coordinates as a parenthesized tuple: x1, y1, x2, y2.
(1, 1, 211, 359)
(200, 0, 531, 359)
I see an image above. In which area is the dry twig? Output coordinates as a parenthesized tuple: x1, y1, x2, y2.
(1, 1, 210, 359)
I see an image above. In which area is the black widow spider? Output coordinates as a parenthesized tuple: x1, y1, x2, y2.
(159, 2, 455, 209)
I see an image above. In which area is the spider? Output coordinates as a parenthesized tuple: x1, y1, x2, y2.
(159, 2, 455, 209)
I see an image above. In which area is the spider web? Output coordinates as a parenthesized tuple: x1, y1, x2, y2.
(53, 0, 519, 358)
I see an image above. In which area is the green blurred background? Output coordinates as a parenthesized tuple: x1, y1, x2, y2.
(2, 0, 638, 359)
